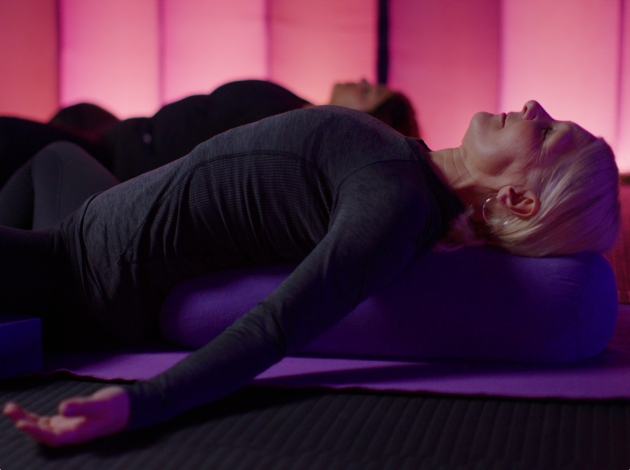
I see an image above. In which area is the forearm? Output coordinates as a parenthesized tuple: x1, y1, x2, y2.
(125, 302, 285, 430)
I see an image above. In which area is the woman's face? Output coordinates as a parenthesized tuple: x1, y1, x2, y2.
(461, 100, 596, 186)
(329, 79, 394, 112)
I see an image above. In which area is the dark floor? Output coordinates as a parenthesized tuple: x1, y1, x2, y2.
(1, 376, 629, 470)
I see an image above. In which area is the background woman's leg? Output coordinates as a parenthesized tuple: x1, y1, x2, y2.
(0, 227, 77, 350)
(0, 142, 120, 230)
(0, 159, 34, 229)
(0, 117, 108, 187)
(0, 226, 66, 315)
(31, 142, 120, 230)
(0, 225, 119, 351)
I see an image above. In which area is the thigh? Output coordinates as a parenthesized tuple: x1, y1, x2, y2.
(0, 158, 35, 229)
(0, 226, 65, 315)
(0, 225, 116, 351)
(0, 117, 106, 187)
(31, 142, 120, 230)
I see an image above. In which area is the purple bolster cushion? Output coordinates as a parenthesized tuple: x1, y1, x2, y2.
(159, 248, 618, 363)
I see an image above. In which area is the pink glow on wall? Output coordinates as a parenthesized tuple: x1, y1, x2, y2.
(389, 0, 500, 148)
(268, 0, 377, 105)
(161, 0, 267, 104)
(3, 0, 630, 172)
(0, 0, 58, 121)
(617, 2, 630, 172)
(59, 0, 160, 118)
(501, 0, 620, 161)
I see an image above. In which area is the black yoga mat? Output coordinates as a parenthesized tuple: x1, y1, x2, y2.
(1, 376, 629, 470)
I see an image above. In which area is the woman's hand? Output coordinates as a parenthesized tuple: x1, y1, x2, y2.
(2, 385, 130, 447)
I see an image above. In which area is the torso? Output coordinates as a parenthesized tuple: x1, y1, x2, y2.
(63, 106, 462, 343)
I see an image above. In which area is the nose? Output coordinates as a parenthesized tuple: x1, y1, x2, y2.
(522, 100, 552, 121)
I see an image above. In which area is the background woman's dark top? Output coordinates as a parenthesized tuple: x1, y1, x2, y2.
(54, 107, 462, 429)
(0, 80, 310, 186)
(103, 80, 310, 181)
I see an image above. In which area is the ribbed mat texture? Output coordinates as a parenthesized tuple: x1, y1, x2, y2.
(1, 377, 629, 469)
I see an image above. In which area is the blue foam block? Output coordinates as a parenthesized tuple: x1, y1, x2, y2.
(0, 314, 42, 379)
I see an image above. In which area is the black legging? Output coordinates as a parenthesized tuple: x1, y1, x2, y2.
(0, 224, 117, 351)
(0, 117, 109, 187)
(0, 143, 123, 349)
(0, 142, 119, 230)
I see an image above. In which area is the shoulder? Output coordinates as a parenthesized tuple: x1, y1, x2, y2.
(211, 80, 308, 103)
(276, 106, 405, 142)
(212, 79, 287, 93)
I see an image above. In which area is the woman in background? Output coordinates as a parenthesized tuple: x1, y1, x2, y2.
(0, 79, 418, 229)
(0, 79, 418, 184)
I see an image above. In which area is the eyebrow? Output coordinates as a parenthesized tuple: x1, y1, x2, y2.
(538, 122, 565, 164)
(548, 122, 573, 153)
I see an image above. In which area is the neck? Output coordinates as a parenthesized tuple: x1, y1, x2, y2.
(425, 147, 486, 211)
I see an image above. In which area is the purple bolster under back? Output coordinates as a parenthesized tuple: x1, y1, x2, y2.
(159, 247, 618, 363)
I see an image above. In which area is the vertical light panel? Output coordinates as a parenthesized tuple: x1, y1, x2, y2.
(0, 0, 58, 120)
(501, 0, 620, 151)
(161, 0, 267, 104)
(389, 0, 501, 148)
(269, 0, 377, 105)
(617, 0, 630, 172)
(60, 0, 160, 118)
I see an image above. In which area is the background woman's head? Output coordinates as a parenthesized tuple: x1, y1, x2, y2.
(441, 100, 620, 256)
(329, 79, 420, 138)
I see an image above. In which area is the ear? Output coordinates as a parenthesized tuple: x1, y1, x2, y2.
(496, 186, 540, 219)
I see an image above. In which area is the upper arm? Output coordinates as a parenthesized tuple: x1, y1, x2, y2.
(258, 161, 434, 351)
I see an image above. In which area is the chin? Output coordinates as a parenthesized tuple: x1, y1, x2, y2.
(468, 112, 495, 135)
(472, 111, 493, 122)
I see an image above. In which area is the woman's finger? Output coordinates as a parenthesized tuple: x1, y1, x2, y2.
(19, 414, 95, 447)
(3, 402, 26, 419)
(13, 415, 63, 447)
(15, 420, 74, 447)
(3, 402, 40, 423)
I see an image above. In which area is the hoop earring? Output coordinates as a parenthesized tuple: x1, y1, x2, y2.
(482, 196, 513, 226)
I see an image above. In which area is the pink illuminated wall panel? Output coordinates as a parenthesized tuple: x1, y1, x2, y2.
(617, 1, 630, 172)
(59, 0, 160, 118)
(4, 0, 630, 175)
(501, 0, 620, 155)
(389, 0, 501, 148)
(0, 0, 58, 120)
(269, 0, 377, 105)
(161, 0, 267, 104)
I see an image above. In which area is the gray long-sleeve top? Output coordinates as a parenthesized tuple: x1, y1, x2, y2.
(62, 106, 463, 430)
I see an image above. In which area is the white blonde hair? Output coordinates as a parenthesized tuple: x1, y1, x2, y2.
(436, 138, 620, 257)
